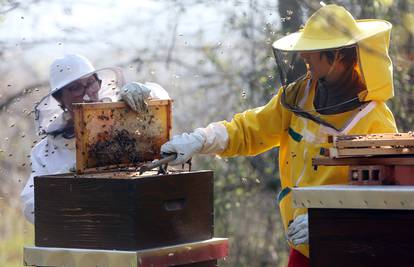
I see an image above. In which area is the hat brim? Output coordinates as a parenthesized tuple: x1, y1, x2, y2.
(272, 19, 392, 52)
(49, 67, 123, 95)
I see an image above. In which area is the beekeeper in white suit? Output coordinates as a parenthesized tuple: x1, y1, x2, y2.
(21, 54, 170, 223)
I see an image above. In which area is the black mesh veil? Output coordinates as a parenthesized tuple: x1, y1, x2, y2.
(272, 45, 367, 132)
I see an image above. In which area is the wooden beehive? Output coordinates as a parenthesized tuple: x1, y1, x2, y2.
(73, 100, 172, 173)
(34, 170, 214, 251)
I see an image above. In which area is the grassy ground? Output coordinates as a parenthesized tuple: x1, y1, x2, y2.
(0, 200, 34, 267)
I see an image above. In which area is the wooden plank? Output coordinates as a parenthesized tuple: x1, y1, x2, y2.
(329, 147, 414, 158)
(333, 133, 414, 148)
(73, 100, 172, 174)
(335, 139, 414, 148)
(309, 208, 414, 267)
(313, 156, 414, 166)
(46, 170, 160, 179)
(73, 103, 86, 172)
(76, 100, 170, 110)
(24, 238, 227, 267)
(35, 171, 214, 250)
(334, 132, 414, 141)
(137, 238, 227, 267)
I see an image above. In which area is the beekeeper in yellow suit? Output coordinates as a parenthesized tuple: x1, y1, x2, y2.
(161, 4, 397, 266)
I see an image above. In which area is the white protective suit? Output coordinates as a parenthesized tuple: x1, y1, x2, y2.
(21, 82, 169, 224)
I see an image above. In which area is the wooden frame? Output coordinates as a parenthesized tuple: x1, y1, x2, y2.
(332, 133, 414, 148)
(73, 100, 172, 174)
(323, 133, 414, 158)
(329, 146, 414, 158)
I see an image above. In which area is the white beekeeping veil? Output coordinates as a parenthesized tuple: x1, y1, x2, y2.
(34, 54, 125, 135)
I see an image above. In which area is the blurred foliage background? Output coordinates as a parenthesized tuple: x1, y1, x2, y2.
(0, 0, 412, 266)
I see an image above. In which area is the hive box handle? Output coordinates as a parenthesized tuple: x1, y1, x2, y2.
(164, 198, 186, 211)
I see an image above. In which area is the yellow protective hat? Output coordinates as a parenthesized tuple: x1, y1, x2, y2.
(273, 4, 394, 102)
(272, 4, 391, 51)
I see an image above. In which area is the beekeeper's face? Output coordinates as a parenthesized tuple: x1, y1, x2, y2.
(58, 75, 102, 114)
(299, 51, 334, 80)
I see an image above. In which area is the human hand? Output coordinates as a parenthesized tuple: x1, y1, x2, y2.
(160, 131, 206, 165)
(287, 214, 309, 246)
(120, 82, 151, 112)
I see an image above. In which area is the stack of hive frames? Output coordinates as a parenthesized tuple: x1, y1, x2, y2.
(329, 133, 414, 158)
(315, 133, 414, 185)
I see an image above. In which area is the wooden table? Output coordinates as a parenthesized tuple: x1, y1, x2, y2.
(292, 185, 414, 267)
(24, 238, 228, 267)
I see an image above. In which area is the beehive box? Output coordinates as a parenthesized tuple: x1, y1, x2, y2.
(73, 100, 172, 173)
(34, 170, 214, 250)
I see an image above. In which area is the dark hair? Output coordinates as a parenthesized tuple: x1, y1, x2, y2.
(320, 46, 358, 69)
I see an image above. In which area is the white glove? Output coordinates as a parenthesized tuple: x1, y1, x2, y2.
(287, 214, 309, 246)
(161, 131, 206, 165)
(161, 122, 229, 165)
(120, 82, 151, 112)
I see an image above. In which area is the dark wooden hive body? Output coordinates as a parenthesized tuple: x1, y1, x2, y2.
(34, 170, 214, 250)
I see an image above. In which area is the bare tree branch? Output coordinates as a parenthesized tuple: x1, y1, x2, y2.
(165, 12, 180, 69)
